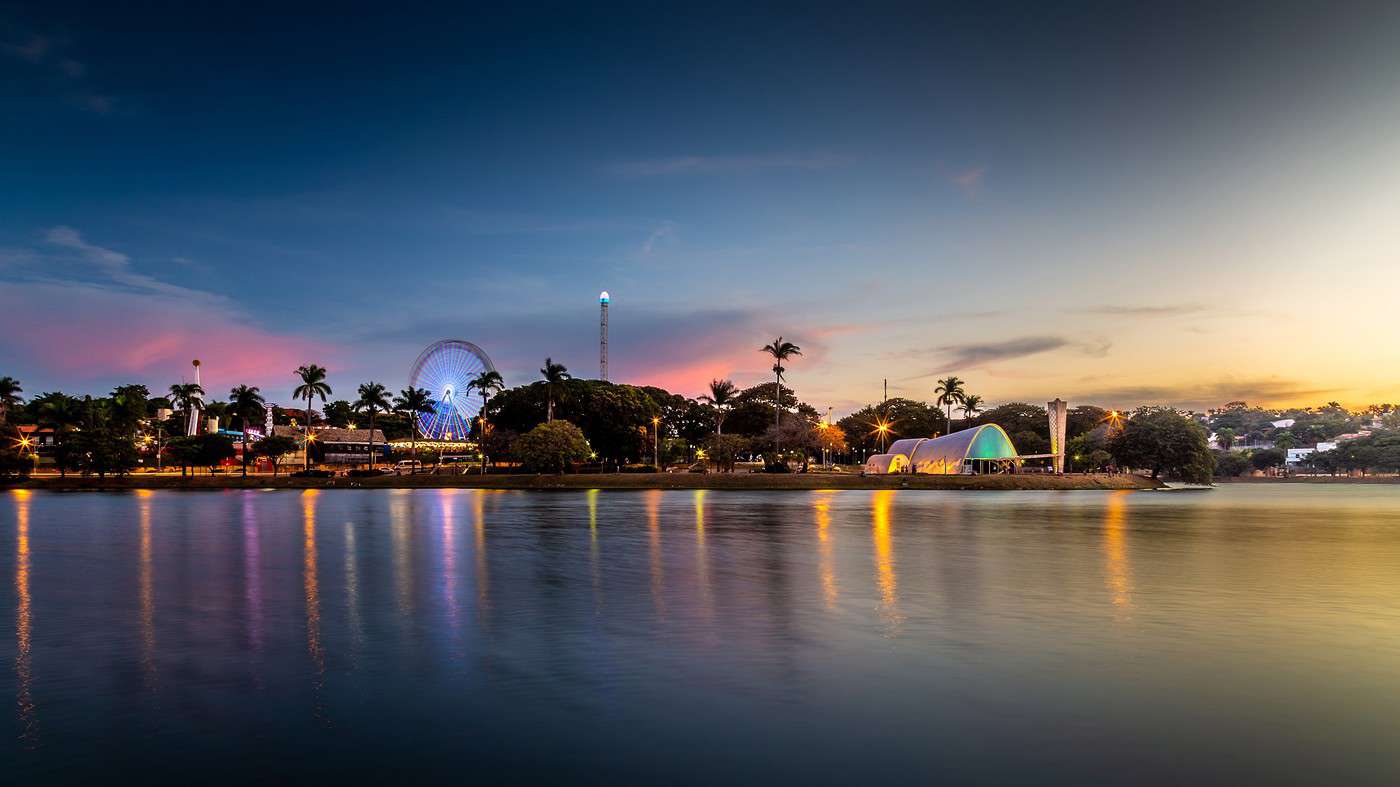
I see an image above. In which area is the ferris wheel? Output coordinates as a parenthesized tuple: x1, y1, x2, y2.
(408, 340, 498, 440)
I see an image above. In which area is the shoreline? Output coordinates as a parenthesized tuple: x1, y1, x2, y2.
(4, 472, 1161, 492)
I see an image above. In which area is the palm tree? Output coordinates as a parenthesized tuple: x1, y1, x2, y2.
(959, 394, 984, 429)
(293, 364, 332, 470)
(228, 385, 265, 477)
(168, 382, 205, 430)
(934, 376, 966, 436)
(0, 376, 22, 425)
(539, 358, 570, 422)
(393, 386, 435, 474)
(468, 370, 505, 474)
(36, 393, 80, 477)
(354, 382, 392, 470)
(760, 336, 802, 451)
(698, 378, 737, 436)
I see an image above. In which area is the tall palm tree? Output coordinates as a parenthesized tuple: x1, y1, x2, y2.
(293, 364, 332, 470)
(168, 382, 205, 429)
(539, 358, 570, 422)
(0, 376, 22, 425)
(228, 385, 265, 477)
(934, 376, 966, 436)
(468, 370, 505, 474)
(760, 336, 802, 451)
(698, 378, 737, 436)
(959, 394, 984, 429)
(36, 393, 80, 478)
(354, 382, 392, 470)
(393, 386, 435, 474)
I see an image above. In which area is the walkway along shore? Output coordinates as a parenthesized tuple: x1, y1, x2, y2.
(6, 472, 1161, 492)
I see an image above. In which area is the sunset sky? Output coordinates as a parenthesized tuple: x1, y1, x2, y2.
(3, 2, 1398, 414)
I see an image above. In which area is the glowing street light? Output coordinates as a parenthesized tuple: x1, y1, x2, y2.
(652, 416, 661, 470)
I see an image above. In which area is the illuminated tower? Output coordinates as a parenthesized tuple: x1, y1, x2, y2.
(599, 290, 610, 381)
(186, 359, 204, 436)
(1047, 398, 1067, 474)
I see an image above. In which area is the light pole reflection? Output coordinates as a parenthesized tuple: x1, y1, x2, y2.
(1103, 490, 1134, 616)
(813, 491, 838, 610)
(439, 489, 460, 635)
(872, 490, 901, 631)
(139, 490, 157, 689)
(693, 489, 712, 619)
(14, 489, 36, 747)
(302, 490, 323, 681)
(645, 490, 665, 617)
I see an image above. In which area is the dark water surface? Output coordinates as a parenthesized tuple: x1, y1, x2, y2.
(4, 485, 1400, 784)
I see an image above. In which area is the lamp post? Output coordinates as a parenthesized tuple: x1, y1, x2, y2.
(652, 416, 661, 470)
(441, 431, 451, 473)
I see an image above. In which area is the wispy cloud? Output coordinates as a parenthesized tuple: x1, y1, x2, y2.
(1072, 303, 1207, 317)
(612, 153, 852, 178)
(1, 27, 112, 114)
(950, 166, 985, 197)
(910, 334, 1110, 374)
(641, 221, 676, 256)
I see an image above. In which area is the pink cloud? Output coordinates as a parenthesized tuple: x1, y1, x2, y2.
(950, 166, 985, 196)
(0, 281, 337, 392)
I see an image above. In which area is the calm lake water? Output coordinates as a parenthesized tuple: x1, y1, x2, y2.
(3, 485, 1400, 784)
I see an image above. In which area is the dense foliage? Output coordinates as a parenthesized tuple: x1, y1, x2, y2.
(513, 421, 592, 472)
(1109, 408, 1214, 483)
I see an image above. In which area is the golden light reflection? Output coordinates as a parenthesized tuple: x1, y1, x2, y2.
(646, 489, 665, 616)
(587, 488, 601, 609)
(14, 489, 37, 747)
(302, 490, 323, 677)
(344, 521, 361, 658)
(439, 489, 460, 633)
(472, 490, 490, 616)
(872, 490, 901, 629)
(390, 490, 414, 618)
(694, 489, 712, 618)
(1103, 490, 1134, 615)
(138, 489, 156, 689)
(813, 491, 838, 610)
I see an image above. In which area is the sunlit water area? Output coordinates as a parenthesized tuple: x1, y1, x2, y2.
(4, 485, 1400, 784)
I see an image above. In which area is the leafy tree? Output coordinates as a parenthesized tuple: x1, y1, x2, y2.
(109, 384, 150, 435)
(1214, 427, 1236, 450)
(354, 381, 392, 469)
(539, 358, 570, 422)
(1213, 451, 1250, 478)
(1066, 405, 1108, 439)
(1250, 447, 1286, 470)
(0, 423, 31, 477)
(490, 379, 659, 466)
(977, 402, 1051, 455)
(252, 434, 299, 477)
(760, 336, 802, 450)
(513, 420, 591, 472)
(0, 376, 21, 424)
(393, 386, 435, 473)
(1109, 407, 1214, 483)
(228, 385, 265, 476)
(36, 392, 82, 477)
(322, 400, 355, 428)
(698, 378, 738, 436)
(838, 398, 946, 453)
(703, 434, 750, 473)
(293, 364, 332, 470)
(934, 376, 966, 433)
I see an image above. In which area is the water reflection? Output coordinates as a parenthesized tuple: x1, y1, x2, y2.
(472, 490, 490, 616)
(13, 489, 36, 747)
(813, 491, 838, 610)
(871, 490, 900, 630)
(1103, 490, 1134, 616)
(693, 489, 712, 618)
(390, 490, 415, 618)
(138, 490, 157, 689)
(302, 491, 323, 681)
(438, 490, 460, 635)
(646, 490, 665, 616)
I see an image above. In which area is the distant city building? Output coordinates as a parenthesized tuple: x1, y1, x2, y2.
(272, 425, 389, 465)
(1271, 419, 1296, 429)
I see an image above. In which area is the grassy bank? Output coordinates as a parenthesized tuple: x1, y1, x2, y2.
(5, 472, 1161, 492)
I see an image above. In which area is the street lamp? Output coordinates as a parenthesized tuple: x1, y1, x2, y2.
(652, 416, 661, 470)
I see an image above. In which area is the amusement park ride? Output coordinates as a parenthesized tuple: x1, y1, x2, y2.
(407, 340, 498, 441)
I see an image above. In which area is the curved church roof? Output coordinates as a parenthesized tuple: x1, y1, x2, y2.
(907, 424, 1018, 474)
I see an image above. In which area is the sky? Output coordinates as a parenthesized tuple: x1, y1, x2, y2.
(3, 1, 1399, 415)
